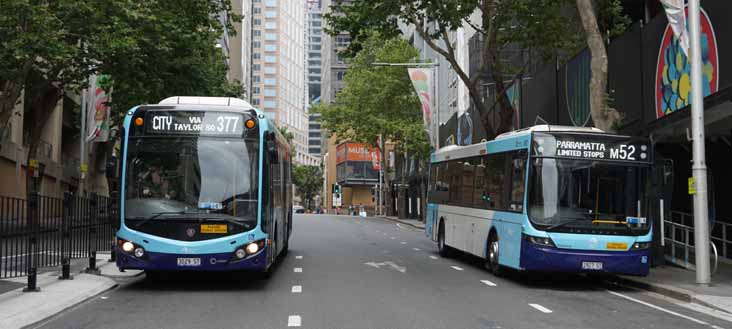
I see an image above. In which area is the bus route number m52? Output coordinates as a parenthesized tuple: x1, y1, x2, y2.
(552, 137, 650, 162)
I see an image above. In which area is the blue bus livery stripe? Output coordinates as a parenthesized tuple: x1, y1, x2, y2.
(485, 133, 531, 154)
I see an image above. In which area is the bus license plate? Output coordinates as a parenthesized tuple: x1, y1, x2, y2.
(177, 258, 201, 267)
(582, 261, 603, 270)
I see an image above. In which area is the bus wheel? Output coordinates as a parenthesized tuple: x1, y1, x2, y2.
(438, 221, 452, 257)
(280, 228, 289, 258)
(486, 234, 504, 276)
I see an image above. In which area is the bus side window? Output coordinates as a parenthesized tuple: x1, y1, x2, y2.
(508, 151, 527, 212)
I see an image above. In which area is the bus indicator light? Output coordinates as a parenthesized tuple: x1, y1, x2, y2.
(134, 117, 144, 126)
(245, 119, 256, 129)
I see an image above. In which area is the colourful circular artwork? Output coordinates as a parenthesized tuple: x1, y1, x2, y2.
(655, 7, 718, 119)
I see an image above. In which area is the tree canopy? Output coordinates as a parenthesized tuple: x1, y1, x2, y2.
(313, 33, 430, 160)
(292, 165, 323, 210)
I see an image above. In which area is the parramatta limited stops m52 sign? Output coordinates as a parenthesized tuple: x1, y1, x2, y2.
(533, 133, 652, 163)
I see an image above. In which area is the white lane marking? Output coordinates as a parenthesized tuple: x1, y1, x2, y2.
(294, 267, 302, 273)
(400, 242, 407, 245)
(480, 280, 497, 287)
(291, 285, 302, 293)
(390, 237, 396, 240)
(711, 325, 724, 329)
(429, 255, 439, 260)
(529, 303, 553, 314)
(287, 315, 301, 327)
(450, 266, 464, 271)
(295, 255, 303, 259)
(364, 261, 407, 273)
(396, 223, 402, 228)
(413, 247, 421, 251)
(606, 290, 709, 325)
(100, 296, 109, 300)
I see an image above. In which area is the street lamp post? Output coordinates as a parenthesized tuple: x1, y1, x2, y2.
(370, 61, 439, 218)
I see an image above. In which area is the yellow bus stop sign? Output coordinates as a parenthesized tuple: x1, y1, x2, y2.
(688, 177, 696, 195)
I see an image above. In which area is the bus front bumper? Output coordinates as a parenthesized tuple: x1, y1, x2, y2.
(520, 240, 650, 276)
(115, 246, 268, 272)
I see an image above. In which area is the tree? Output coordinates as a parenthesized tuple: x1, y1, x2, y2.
(278, 126, 296, 156)
(575, 0, 630, 131)
(292, 165, 323, 210)
(325, 0, 578, 139)
(313, 32, 430, 215)
(0, 0, 240, 193)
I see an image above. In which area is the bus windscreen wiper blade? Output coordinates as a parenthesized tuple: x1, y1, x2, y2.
(546, 213, 590, 230)
(131, 211, 194, 228)
(202, 215, 253, 229)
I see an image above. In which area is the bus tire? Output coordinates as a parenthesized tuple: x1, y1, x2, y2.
(280, 227, 289, 258)
(438, 221, 452, 257)
(486, 233, 504, 276)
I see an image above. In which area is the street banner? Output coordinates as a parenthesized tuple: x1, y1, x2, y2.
(660, 0, 689, 57)
(371, 148, 381, 171)
(85, 74, 112, 143)
(407, 68, 436, 146)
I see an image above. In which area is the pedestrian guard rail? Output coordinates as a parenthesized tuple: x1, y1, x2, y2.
(664, 210, 731, 274)
(0, 192, 117, 289)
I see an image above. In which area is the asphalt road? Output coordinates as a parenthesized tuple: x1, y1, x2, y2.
(34, 214, 732, 329)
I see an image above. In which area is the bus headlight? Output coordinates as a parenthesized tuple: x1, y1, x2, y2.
(235, 248, 247, 259)
(524, 234, 556, 248)
(245, 242, 259, 254)
(632, 242, 651, 250)
(122, 241, 135, 253)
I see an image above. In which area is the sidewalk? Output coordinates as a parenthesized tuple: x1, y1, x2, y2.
(378, 215, 426, 230)
(609, 261, 732, 314)
(0, 253, 141, 329)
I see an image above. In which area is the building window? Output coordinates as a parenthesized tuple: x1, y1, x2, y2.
(265, 11, 277, 18)
(264, 100, 277, 108)
(264, 89, 277, 97)
(253, 87, 261, 94)
(254, 30, 261, 37)
(265, 33, 277, 41)
(336, 71, 345, 80)
(253, 7, 261, 14)
(336, 34, 350, 47)
(265, 0, 277, 7)
(253, 52, 261, 59)
(264, 78, 276, 85)
(253, 75, 261, 83)
(265, 22, 276, 29)
(252, 98, 261, 105)
(253, 41, 261, 48)
(253, 64, 261, 71)
(265, 56, 276, 63)
(264, 67, 276, 74)
(264, 44, 277, 52)
(254, 19, 261, 25)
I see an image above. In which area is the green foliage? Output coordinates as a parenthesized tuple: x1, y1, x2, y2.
(596, 0, 632, 39)
(292, 165, 323, 210)
(312, 33, 430, 160)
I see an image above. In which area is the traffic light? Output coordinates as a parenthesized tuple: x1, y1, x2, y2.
(332, 184, 341, 194)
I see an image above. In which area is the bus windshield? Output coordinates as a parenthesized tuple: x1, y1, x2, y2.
(528, 158, 649, 234)
(124, 137, 259, 226)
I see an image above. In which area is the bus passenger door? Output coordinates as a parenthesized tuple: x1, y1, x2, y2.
(425, 204, 438, 240)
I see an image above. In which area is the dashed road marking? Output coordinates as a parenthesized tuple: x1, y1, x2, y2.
(100, 296, 109, 300)
(606, 290, 709, 326)
(529, 303, 553, 314)
(390, 237, 396, 240)
(288, 315, 301, 327)
(450, 266, 464, 271)
(429, 255, 439, 260)
(480, 280, 497, 287)
(400, 242, 407, 245)
(295, 255, 303, 259)
(294, 267, 302, 273)
(413, 247, 421, 251)
(291, 285, 302, 293)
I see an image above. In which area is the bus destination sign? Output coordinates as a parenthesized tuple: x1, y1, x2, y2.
(145, 111, 246, 136)
(553, 138, 650, 162)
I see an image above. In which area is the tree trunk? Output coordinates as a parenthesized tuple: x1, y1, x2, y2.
(576, 0, 621, 132)
(0, 61, 32, 136)
(25, 81, 63, 193)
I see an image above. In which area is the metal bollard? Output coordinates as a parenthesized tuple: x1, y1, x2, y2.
(24, 192, 40, 292)
(59, 191, 74, 280)
(85, 193, 100, 274)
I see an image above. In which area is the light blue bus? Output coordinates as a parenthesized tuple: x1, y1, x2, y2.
(115, 97, 292, 277)
(425, 125, 653, 276)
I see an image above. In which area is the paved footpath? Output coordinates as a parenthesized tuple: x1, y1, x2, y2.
(33, 214, 732, 329)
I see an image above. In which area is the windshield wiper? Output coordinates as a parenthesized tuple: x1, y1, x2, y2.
(546, 213, 592, 231)
(202, 214, 254, 229)
(129, 211, 199, 228)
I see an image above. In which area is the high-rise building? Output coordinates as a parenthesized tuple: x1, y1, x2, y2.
(306, 0, 323, 157)
(250, 0, 309, 164)
(228, 0, 253, 95)
(320, 0, 349, 106)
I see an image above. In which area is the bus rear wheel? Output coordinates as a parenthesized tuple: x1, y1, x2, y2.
(486, 234, 504, 276)
(438, 222, 452, 257)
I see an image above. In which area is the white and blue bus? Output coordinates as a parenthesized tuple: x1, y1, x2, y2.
(425, 125, 653, 276)
(115, 97, 292, 276)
